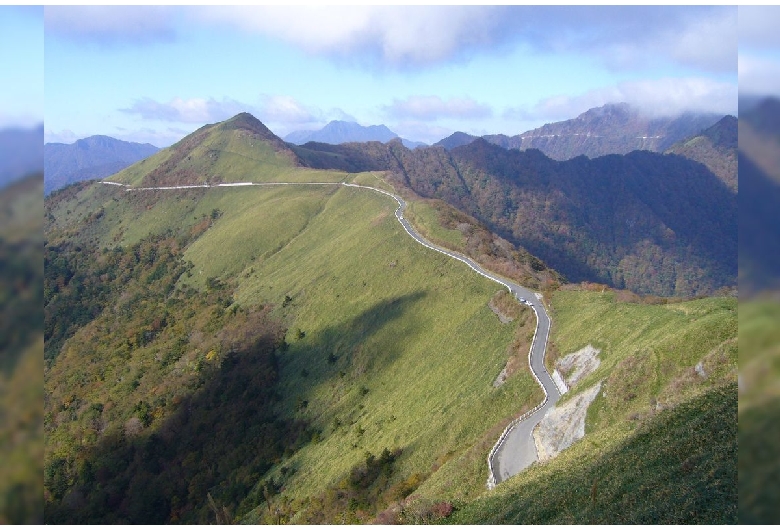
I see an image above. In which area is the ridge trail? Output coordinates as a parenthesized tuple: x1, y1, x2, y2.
(101, 179, 561, 487)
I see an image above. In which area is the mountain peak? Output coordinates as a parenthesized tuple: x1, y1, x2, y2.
(285, 120, 399, 145)
(219, 112, 277, 138)
(482, 102, 722, 161)
(434, 131, 478, 150)
(583, 102, 634, 118)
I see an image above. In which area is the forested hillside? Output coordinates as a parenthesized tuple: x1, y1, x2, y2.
(666, 115, 737, 192)
(298, 138, 737, 297)
(0, 174, 44, 523)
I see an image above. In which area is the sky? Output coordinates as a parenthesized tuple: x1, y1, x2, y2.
(39, 5, 746, 147)
(0, 7, 43, 129)
(738, 6, 780, 100)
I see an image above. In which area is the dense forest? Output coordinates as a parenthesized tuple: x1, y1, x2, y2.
(0, 174, 44, 524)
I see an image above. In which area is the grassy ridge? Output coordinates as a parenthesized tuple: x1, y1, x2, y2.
(107, 118, 348, 187)
(182, 185, 544, 512)
(46, 179, 544, 522)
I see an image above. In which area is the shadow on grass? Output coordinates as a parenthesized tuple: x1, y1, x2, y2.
(277, 290, 428, 410)
(44, 292, 428, 525)
(44, 329, 311, 525)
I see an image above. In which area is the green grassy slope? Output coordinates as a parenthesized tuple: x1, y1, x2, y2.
(449, 383, 736, 524)
(738, 298, 780, 523)
(546, 290, 736, 433)
(45, 178, 543, 523)
(444, 288, 737, 524)
(174, 184, 544, 512)
(108, 114, 347, 187)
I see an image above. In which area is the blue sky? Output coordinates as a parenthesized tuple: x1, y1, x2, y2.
(40, 6, 743, 146)
(0, 7, 43, 128)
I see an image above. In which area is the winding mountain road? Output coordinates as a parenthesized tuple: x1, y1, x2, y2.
(101, 178, 561, 487)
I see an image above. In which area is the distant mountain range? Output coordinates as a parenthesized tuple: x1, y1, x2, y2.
(0, 124, 43, 188)
(44, 136, 159, 195)
(435, 103, 724, 161)
(284, 120, 426, 149)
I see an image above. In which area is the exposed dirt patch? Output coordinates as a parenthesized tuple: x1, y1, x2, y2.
(556, 344, 601, 388)
(533, 381, 602, 461)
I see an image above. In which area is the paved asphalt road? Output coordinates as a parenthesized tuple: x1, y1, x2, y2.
(344, 183, 561, 485)
(105, 179, 560, 486)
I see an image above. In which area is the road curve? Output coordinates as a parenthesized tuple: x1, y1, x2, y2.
(101, 179, 560, 487)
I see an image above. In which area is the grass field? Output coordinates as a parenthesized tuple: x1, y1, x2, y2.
(174, 184, 544, 512)
(545, 290, 736, 435)
(738, 297, 780, 523)
(449, 382, 737, 524)
(47, 178, 544, 521)
(445, 288, 737, 524)
(45, 155, 738, 523)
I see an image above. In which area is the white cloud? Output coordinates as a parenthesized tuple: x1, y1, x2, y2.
(193, 5, 506, 67)
(116, 94, 355, 140)
(120, 97, 249, 123)
(45, 6, 736, 74)
(44, 129, 78, 144)
(739, 54, 780, 97)
(739, 6, 780, 49)
(535, 7, 736, 74)
(668, 9, 737, 73)
(44, 126, 186, 147)
(384, 95, 492, 121)
(258, 95, 318, 124)
(389, 121, 454, 146)
(506, 78, 737, 124)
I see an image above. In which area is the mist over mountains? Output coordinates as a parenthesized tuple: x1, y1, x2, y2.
(436, 103, 724, 162)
